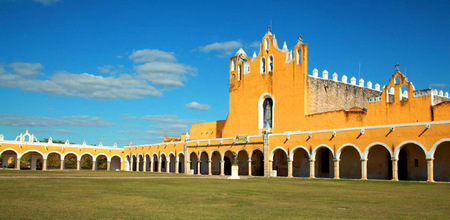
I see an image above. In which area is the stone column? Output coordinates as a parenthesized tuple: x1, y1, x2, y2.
(77, 160, 81, 171)
(427, 158, 434, 182)
(197, 161, 200, 175)
(248, 160, 252, 176)
(136, 158, 141, 172)
(149, 160, 153, 172)
(175, 160, 179, 174)
(268, 160, 273, 176)
(263, 133, 270, 177)
(391, 158, 398, 181)
(143, 158, 147, 172)
(287, 159, 293, 178)
(220, 160, 225, 176)
(208, 160, 212, 175)
(107, 161, 111, 171)
(166, 161, 169, 173)
(42, 159, 47, 171)
(60, 160, 64, 170)
(309, 159, 315, 178)
(15, 156, 20, 170)
(92, 160, 96, 171)
(158, 161, 161, 173)
(360, 159, 367, 180)
(334, 159, 340, 179)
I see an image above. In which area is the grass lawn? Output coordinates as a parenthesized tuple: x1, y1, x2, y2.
(0, 170, 448, 219)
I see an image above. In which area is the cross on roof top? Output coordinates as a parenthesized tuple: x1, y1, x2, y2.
(395, 63, 399, 71)
(267, 25, 271, 32)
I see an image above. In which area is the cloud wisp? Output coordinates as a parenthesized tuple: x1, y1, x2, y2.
(185, 101, 211, 111)
(33, 0, 61, 6)
(198, 41, 243, 53)
(0, 114, 115, 127)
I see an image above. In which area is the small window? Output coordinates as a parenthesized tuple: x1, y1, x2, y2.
(265, 38, 269, 50)
(260, 57, 266, 74)
(232, 74, 235, 80)
(297, 48, 302, 64)
(268, 55, 274, 73)
(238, 65, 241, 81)
(231, 58, 236, 71)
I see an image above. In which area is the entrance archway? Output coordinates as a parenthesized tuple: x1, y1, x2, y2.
(292, 147, 310, 177)
(223, 151, 234, 176)
(64, 153, 78, 170)
(251, 149, 264, 176)
(272, 148, 288, 177)
(96, 155, 108, 170)
(1, 150, 19, 169)
(367, 145, 392, 180)
(160, 154, 167, 173)
(211, 151, 221, 175)
(152, 154, 159, 172)
(145, 154, 151, 172)
(46, 152, 62, 170)
(80, 154, 93, 170)
(110, 156, 121, 171)
(190, 152, 198, 174)
(169, 154, 176, 173)
(200, 151, 209, 175)
(178, 153, 185, 174)
(433, 141, 450, 181)
(314, 147, 334, 178)
(138, 155, 144, 171)
(20, 151, 44, 170)
(237, 150, 249, 175)
(339, 146, 361, 179)
(397, 143, 427, 181)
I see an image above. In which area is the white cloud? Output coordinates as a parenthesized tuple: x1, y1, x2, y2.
(121, 114, 138, 120)
(129, 49, 176, 63)
(198, 41, 243, 53)
(0, 114, 115, 127)
(134, 62, 196, 87)
(185, 101, 211, 111)
(249, 41, 261, 49)
(9, 62, 43, 76)
(33, 0, 60, 5)
(429, 83, 448, 88)
(140, 115, 203, 124)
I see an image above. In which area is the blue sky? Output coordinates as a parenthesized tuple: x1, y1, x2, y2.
(0, 0, 449, 147)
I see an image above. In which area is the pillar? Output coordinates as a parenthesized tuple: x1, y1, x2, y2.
(92, 160, 96, 171)
(77, 160, 81, 171)
(287, 159, 293, 178)
(334, 159, 340, 179)
(248, 160, 252, 176)
(175, 160, 179, 174)
(136, 158, 141, 172)
(263, 133, 270, 177)
(269, 160, 273, 176)
(158, 160, 161, 173)
(107, 161, 111, 171)
(309, 159, 315, 178)
(60, 160, 64, 170)
(220, 160, 225, 176)
(391, 158, 398, 181)
(427, 158, 434, 182)
(166, 161, 169, 173)
(360, 159, 367, 180)
(15, 156, 20, 170)
(197, 160, 200, 175)
(208, 160, 212, 175)
(143, 159, 147, 172)
(42, 159, 47, 171)
(149, 160, 153, 172)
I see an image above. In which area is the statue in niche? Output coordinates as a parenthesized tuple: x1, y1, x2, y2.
(263, 98, 272, 128)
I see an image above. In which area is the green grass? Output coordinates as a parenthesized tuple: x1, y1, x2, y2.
(0, 170, 448, 219)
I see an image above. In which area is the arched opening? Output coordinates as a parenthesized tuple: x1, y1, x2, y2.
(64, 153, 77, 170)
(200, 152, 209, 175)
(296, 48, 302, 64)
(367, 145, 392, 180)
(268, 55, 274, 73)
(20, 152, 43, 170)
(96, 155, 107, 171)
(237, 150, 249, 176)
(251, 149, 264, 176)
(224, 151, 234, 176)
(265, 37, 269, 50)
(315, 147, 334, 178)
(398, 143, 427, 181)
(260, 57, 266, 74)
(80, 154, 93, 170)
(169, 154, 176, 173)
(46, 153, 61, 170)
(292, 148, 309, 177)
(400, 85, 409, 101)
(339, 146, 361, 179)
(145, 155, 151, 172)
(433, 141, 450, 181)
(190, 152, 198, 174)
(110, 156, 121, 171)
(152, 154, 159, 172)
(178, 153, 185, 174)
(231, 58, 236, 71)
(125, 155, 131, 171)
(272, 148, 288, 176)
(1, 150, 18, 169)
(237, 65, 241, 81)
(160, 154, 167, 173)
(138, 155, 144, 171)
(211, 151, 221, 175)
(387, 86, 395, 103)
(263, 98, 273, 129)
(131, 155, 137, 171)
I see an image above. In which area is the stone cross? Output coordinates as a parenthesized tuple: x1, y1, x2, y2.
(395, 63, 399, 71)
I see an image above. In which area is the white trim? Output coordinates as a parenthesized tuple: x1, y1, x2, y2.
(45, 151, 63, 160)
(80, 152, 95, 160)
(289, 145, 310, 161)
(110, 154, 123, 163)
(335, 144, 362, 160)
(95, 153, 109, 162)
(209, 150, 221, 161)
(250, 148, 264, 158)
(222, 149, 235, 160)
(63, 152, 79, 161)
(428, 138, 450, 159)
(269, 146, 288, 161)
(311, 144, 335, 159)
(20, 150, 45, 159)
(0, 148, 20, 157)
(362, 142, 393, 160)
(393, 140, 427, 160)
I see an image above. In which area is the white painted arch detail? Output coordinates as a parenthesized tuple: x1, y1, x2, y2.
(250, 148, 264, 158)
(209, 149, 221, 161)
(428, 138, 450, 159)
(222, 148, 235, 160)
(95, 153, 109, 162)
(258, 92, 275, 129)
(393, 140, 428, 160)
(20, 150, 45, 159)
(311, 144, 335, 160)
(109, 154, 123, 163)
(362, 142, 393, 160)
(63, 152, 79, 161)
(289, 145, 311, 161)
(335, 143, 363, 160)
(0, 148, 20, 157)
(80, 152, 95, 161)
(177, 151, 185, 161)
(269, 146, 288, 161)
(45, 151, 63, 160)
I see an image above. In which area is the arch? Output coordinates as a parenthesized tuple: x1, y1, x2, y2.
(336, 144, 362, 160)
(189, 151, 198, 174)
(160, 153, 167, 173)
(96, 154, 108, 171)
(268, 54, 274, 73)
(431, 139, 450, 181)
(199, 151, 209, 175)
(289, 145, 310, 161)
(21, 150, 45, 159)
(138, 154, 144, 171)
(177, 152, 185, 174)
(210, 150, 221, 175)
(251, 148, 264, 176)
(250, 148, 264, 158)
(168, 152, 176, 162)
(223, 150, 235, 175)
(63, 152, 79, 161)
(80, 153, 94, 170)
(292, 146, 310, 177)
(296, 47, 302, 64)
(152, 153, 159, 172)
(45, 151, 63, 160)
(264, 37, 269, 50)
(429, 138, 450, 158)
(394, 140, 427, 160)
(125, 155, 131, 171)
(95, 153, 109, 161)
(46, 152, 62, 170)
(222, 149, 235, 161)
(363, 142, 393, 160)
(0, 148, 20, 157)
(271, 147, 288, 177)
(144, 154, 151, 171)
(312, 145, 334, 178)
(110, 155, 121, 171)
(63, 152, 78, 170)
(237, 149, 249, 176)
(260, 56, 266, 74)
(168, 153, 176, 173)
(258, 93, 275, 129)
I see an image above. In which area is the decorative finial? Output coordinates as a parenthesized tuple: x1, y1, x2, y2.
(395, 63, 399, 71)
(267, 25, 271, 33)
(298, 34, 303, 43)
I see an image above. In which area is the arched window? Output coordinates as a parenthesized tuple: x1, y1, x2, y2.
(238, 65, 241, 81)
(263, 98, 273, 128)
(260, 57, 266, 74)
(296, 48, 302, 64)
(265, 37, 269, 50)
(231, 58, 236, 71)
(387, 86, 394, 103)
(243, 60, 250, 74)
(268, 55, 274, 73)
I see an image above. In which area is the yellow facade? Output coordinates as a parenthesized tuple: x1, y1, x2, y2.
(1, 31, 449, 181)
